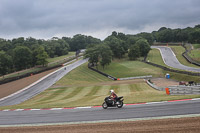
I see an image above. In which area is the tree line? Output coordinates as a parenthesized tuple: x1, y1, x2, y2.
(1, 24, 200, 75)
(85, 24, 200, 69)
(0, 35, 100, 76)
(84, 31, 151, 69)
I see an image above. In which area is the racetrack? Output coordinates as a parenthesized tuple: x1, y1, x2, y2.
(0, 49, 200, 130)
(0, 99, 200, 126)
(151, 46, 200, 72)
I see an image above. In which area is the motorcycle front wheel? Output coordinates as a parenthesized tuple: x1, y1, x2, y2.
(117, 101, 123, 108)
(102, 102, 108, 109)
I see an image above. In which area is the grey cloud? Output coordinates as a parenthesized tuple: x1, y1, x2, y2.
(0, 0, 200, 39)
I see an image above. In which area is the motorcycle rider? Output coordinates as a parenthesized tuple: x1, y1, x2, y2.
(109, 90, 118, 105)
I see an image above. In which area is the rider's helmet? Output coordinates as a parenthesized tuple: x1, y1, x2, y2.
(110, 90, 114, 93)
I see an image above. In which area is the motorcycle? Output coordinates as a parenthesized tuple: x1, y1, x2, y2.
(102, 96, 124, 109)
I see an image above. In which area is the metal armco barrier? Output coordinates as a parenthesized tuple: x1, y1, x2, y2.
(146, 80, 165, 91)
(118, 75, 152, 80)
(167, 86, 200, 95)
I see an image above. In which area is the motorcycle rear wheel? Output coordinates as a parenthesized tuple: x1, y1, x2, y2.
(117, 101, 123, 108)
(102, 102, 108, 109)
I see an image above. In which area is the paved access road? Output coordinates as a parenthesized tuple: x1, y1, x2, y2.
(151, 46, 200, 72)
(0, 99, 200, 126)
(0, 59, 88, 106)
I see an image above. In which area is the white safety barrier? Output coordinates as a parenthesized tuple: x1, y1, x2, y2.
(118, 75, 153, 81)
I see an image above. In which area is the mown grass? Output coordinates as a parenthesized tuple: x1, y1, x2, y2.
(193, 44, 200, 49)
(188, 49, 200, 62)
(1, 82, 200, 109)
(146, 48, 166, 66)
(56, 63, 111, 86)
(170, 46, 199, 68)
(98, 60, 164, 78)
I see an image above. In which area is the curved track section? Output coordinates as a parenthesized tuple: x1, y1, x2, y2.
(0, 59, 88, 106)
(151, 46, 200, 72)
(0, 100, 200, 126)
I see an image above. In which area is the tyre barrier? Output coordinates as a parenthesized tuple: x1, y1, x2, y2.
(167, 85, 200, 95)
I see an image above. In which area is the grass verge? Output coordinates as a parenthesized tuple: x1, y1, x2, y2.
(1, 82, 200, 109)
(188, 49, 200, 62)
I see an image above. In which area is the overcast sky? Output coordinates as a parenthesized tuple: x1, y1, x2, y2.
(0, 0, 200, 40)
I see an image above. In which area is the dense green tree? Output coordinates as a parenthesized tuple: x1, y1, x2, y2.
(126, 36, 142, 46)
(43, 38, 69, 58)
(98, 44, 113, 69)
(84, 44, 112, 69)
(189, 28, 200, 43)
(128, 45, 140, 60)
(24, 37, 38, 49)
(136, 32, 154, 45)
(70, 34, 101, 51)
(35, 46, 49, 66)
(157, 28, 173, 42)
(84, 46, 99, 67)
(135, 39, 151, 57)
(12, 37, 25, 47)
(13, 46, 32, 70)
(0, 51, 12, 76)
(104, 36, 125, 58)
(0, 39, 12, 51)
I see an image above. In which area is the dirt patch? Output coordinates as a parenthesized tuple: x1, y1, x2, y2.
(0, 68, 60, 99)
(1, 117, 200, 133)
(151, 78, 179, 87)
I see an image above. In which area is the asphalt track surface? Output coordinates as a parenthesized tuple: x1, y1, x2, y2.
(0, 99, 200, 126)
(151, 46, 200, 72)
(0, 59, 88, 106)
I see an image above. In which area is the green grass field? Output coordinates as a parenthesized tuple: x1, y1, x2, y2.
(56, 63, 111, 86)
(188, 49, 200, 62)
(98, 59, 164, 78)
(193, 44, 200, 49)
(1, 80, 200, 109)
(146, 48, 166, 66)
